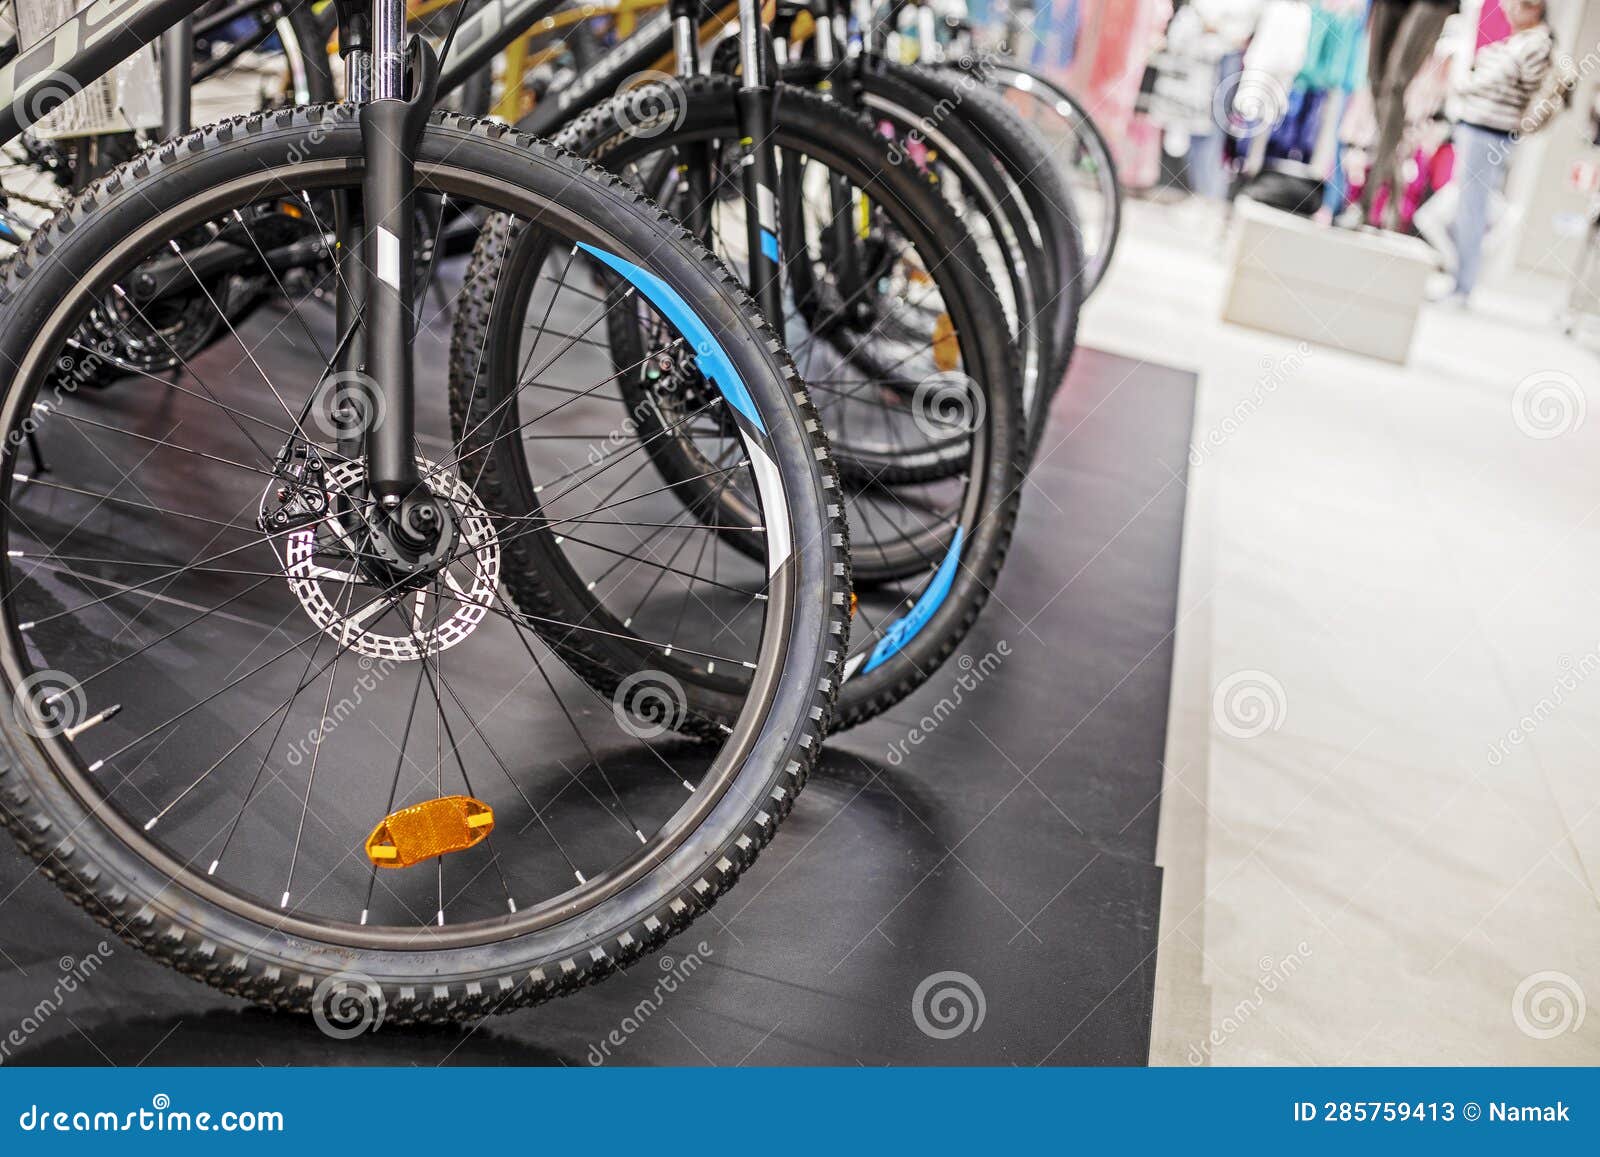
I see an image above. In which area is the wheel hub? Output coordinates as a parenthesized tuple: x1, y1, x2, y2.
(264, 455, 502, 662)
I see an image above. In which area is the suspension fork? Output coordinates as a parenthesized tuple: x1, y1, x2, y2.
(333, 0, 371, 467)
(159, 20, 193, 139)
(358, 0, 441, 517)
(813, 0, 866, 313)
(734, 0, 784, 325)
(670, 0, 712, 247)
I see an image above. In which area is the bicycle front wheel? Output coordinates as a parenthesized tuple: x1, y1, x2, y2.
(0, 108, 847, 1023)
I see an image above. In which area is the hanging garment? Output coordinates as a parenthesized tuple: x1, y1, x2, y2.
(1355, 138, 1455, 231)
(1242, 0, 1313, 79)
(1476, 0, 1511, 51)
(1266, 87, 1331, 162)
(1088, 0, 1174, 190)
(1296, 2, 1367, 92)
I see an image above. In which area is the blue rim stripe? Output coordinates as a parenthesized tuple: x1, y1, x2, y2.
(576, 242, 766, 434)
(760, 230, 781, 262)
(860, 526, 965, 675)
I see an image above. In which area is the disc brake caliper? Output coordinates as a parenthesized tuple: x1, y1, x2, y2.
(260, 444, 330, 533)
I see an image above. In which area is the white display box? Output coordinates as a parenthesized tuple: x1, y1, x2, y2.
(1222, 197, 1437, 364)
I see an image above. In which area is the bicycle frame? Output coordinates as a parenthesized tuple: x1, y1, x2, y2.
(0, 0, 573, 148)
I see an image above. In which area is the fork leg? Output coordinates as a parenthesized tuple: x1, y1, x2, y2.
(359, 2, 440, 511)
(159, 19, 193, 139)
(734, 0, 784, 326)
(671, 0, 713, 248)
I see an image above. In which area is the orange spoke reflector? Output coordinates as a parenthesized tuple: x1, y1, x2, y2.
(932, 313, 959, 372)
(365, 795, 494, 869)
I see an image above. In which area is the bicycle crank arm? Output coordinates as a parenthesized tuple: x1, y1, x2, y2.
(122, 233, 332, 306)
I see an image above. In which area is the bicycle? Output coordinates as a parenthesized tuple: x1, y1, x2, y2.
(0, 0, 847, 1021)
(450, 0, 1035, 734)
(0, 0, 334, 247)
(494, 0, 1085, 452)
(931, 0, 1123, 299)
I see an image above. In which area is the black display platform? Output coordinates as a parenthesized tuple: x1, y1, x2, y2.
(0, 346, 1195, 1066)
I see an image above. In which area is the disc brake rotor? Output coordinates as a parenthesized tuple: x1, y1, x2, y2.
(265, 456, 502, 662)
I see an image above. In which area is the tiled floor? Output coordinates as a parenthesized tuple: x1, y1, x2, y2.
(1095, 198, 1600, 1065)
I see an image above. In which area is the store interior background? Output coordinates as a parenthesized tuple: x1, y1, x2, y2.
(1002, 0, 1600, 1063)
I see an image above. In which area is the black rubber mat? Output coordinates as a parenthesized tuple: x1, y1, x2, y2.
(0, 346, 1195, 1066)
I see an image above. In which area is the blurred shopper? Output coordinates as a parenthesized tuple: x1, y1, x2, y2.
(1443, 0, 1555, 305)
(1340, 0, 1457, 230)
(1191, 0, 1263, 198)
